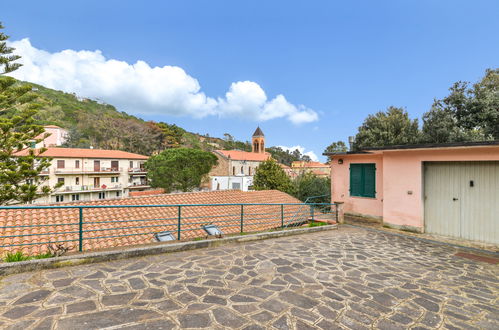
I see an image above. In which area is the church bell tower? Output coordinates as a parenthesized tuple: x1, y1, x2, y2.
(252, 127, 265, 154)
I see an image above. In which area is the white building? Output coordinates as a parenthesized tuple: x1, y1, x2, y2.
(211, 175, 254, 192)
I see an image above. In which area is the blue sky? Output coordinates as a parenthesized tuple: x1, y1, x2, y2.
(3, 0, 499, 161)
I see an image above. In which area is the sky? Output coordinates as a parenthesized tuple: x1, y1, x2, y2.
(3, 0, 499, 161)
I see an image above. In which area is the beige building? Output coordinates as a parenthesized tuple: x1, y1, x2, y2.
(33, 125, 69, 148)
(16, 148, 151, 204)
(290, 161, 330, 177)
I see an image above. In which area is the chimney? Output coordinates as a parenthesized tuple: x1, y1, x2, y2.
(348, 136, 355, 151)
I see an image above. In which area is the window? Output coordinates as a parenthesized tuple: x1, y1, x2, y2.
(232, 182, 241, 190)
(75, 160, 80, 168)
(57, 178, 65, 185)
(55, 195, 64, 202)
(98, 192, 105, 199)
(111, 160, 119, 171)
(249, 167, 252, 176)
(75, 177, 80, 185)
(111, 177, 119, 183)
(350, 163, 376, 198)
(71, 194, 80, 201)
(232, 166, 236, 175)
(94, 177, 100, 187)
(116, 191, 121, 197)
(57, 160, 65, 168)
(26, 179, 34, 185)
(241, 166, 244, 175)
(130, 161, 134, 168)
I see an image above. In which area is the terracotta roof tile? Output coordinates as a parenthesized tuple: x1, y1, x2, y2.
(0, 190, 320, 255)
(215, 150, 271, 161)
(291, 161, 329, 168)
(14, 147, 148, 160)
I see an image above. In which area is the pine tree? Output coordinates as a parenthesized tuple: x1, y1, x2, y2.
(0, 22, 59, 204)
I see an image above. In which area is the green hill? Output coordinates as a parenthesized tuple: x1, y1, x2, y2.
(26, 81, 249, 155)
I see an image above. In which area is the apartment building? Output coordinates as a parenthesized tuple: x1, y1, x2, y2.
(16, 148, 150, 204)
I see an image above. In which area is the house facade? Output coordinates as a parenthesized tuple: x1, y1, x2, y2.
(290, 161, 330, 178)
(16, 148, 151, 204)
(34, 125, 69, 148)
(326, 141, 499, 245)
(209, 127, 271, 191)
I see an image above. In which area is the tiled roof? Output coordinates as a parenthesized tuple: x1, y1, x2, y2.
(215, 150, 271, 161)
(0, 190, 311, 255)
(14, 148, 149, 160)
(291, 161, 329, 168)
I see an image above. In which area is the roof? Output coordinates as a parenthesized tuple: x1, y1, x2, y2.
(252, 127, 264, 137)
(291, 161, 328, 168)
(43, 125, 64, 129)
(323, 140, 499, 156)
(0, 190, 308, 255)
(215, 150, 271, 161)
(14, 147, 149, 160)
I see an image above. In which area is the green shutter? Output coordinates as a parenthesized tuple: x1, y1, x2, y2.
(363, 164, 376, 198)
(350, 164, 363, 197)
(350, 163, 376, 198)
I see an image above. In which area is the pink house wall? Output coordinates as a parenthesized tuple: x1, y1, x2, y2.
(331, 145, 499, 231)
(331, 154, 383, 219)
(382, 146, 499, 230)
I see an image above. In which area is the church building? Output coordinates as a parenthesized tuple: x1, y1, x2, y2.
(209, 127, 271, 191)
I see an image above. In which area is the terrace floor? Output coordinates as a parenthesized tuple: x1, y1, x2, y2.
(0, 226, 497, 329)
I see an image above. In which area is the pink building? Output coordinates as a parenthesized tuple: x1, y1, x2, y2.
(326, 141, 499, 245)
(35, 125, 68, 148)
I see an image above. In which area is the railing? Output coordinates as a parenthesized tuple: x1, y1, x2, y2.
(0, 202, 337, 256)
(128, 168, 147, 173)
(56, 184, 123, 192)
(54, 167, 122, 174)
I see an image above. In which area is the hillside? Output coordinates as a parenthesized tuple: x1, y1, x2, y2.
(25, 81, 246, 155)
(16, 80, 311, 164)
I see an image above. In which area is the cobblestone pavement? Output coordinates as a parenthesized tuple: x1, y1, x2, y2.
(0, 226, 497, 330)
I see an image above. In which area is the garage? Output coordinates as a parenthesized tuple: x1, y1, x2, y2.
(424, 161, 499, 244)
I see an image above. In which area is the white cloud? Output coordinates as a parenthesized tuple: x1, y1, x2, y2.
(277, 145, 319, 162)
(7, 38, 318, 124)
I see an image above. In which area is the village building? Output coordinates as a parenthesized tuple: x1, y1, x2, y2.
(15, 147, 152, 204)
(290, 161, 330, 178)
(209, 127, 271, 191)
(32, 125, 69, 148)
(326, 141, 499, 245)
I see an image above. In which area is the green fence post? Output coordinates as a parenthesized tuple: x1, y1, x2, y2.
(310, 205, 314, 222)
(177, 206, 182, 240)
(78, 207, 83, 252)
(240, 204, 244, 233)
(281, 204, 284, 228)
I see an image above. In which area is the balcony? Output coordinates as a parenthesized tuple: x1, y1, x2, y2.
(56, 184, 123, 194)
(127, 182, 150, 189)
(39, 169, 50, 176)
(128, 168, 147, 175)
(54, 167, 123, 175)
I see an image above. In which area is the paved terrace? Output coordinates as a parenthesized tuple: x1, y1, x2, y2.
(0, 226, 497, 329)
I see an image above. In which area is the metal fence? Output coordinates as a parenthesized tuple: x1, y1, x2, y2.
(0, 202, 337, 255)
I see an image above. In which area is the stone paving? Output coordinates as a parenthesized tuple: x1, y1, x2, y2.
(0, 226, 497, 329)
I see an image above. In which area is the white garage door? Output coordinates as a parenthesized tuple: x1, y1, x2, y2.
(424, 161, 499, 245)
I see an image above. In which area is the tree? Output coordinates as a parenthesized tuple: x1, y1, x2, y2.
(354, 106, 420, 150)
(421, 69, 498, 142)
(145, 148, 218, 192)
(266, 146, 311, 166)
(0, 22, 58, 205)
(253, 159, 294, 194)
(324, 141, 348, 154)
(292, 172, 330, 204)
